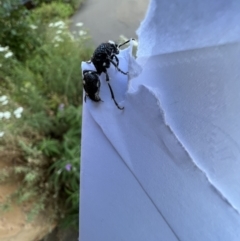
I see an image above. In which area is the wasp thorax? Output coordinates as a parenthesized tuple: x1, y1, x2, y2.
(82, 39, 134, 109)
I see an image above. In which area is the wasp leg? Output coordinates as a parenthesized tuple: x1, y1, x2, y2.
(104, 70, 124, 110)
(111, 54, 119, 67)
(108, 58, 128, 75)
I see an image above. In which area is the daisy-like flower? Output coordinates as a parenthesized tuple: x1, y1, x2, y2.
(49, 21, 66, 29)
(75, 22, 83, 27)
(58, 25, 66, 30)
(0, 131, 4, 138)
(0, 95, 7, 102)
(0, 46, 9, 52)
(13, 107, 24, 118)
(53, 36, 64, 42)
(56, 30, 62, 34)
(79, 30, 87, 36)
(30, 24, 38, 30)
(3, 111, 11, 119)
(54, 21, 65, 28)
(1, 100, 8, 105)
(4, 52, 13, 58)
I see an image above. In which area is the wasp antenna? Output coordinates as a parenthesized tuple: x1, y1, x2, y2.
(118, 39, 135, 48)
(85, 39, 133, 109)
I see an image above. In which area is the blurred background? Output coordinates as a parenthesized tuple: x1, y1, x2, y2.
(70, 0, 149, 46)
(0, 0, 148, 240)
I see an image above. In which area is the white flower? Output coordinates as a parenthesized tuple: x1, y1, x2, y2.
(53, 36, 63, 42)
(54, 21, 65, 27)
(0, 95, 7, 102)
(3, 111, 11, 119)
(51, 20, 67, 29)
(79, 30, 87, 36)
(4, 52, 13, 58)
(0, 132, 4, 137)
(14, 107, 24, 114)
(30, 24, 38, 30)
(49, 23, 54, 27)
(0, 46, 9, 52)
(75, 22, 83, 27)
(54, 44, 59, 48)
(0, 64, 2, 67)
(13, 107, 24, 118)
(56, 30, 62, 34)
(1, 100, 8, 105)
(58, 25, 66, 29)
(57, 169, 62, 175)
(15, 113, 21, 118)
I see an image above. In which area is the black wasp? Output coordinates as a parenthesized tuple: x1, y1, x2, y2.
(82, 39, 133, 110)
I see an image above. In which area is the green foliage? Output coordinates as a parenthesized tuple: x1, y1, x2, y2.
(30, 2, 74, 23)
(0, 0, 41, 60)
(32, 0, 84, 11)
(0, 169, 10, 183)
(0, 16, 92, 228)
(7, 22, 91, 108)
(63, 0, 84, 10)
(0, 104, 81, 224)
(0, 0, 84, 61)
(47, 105, 81, 229)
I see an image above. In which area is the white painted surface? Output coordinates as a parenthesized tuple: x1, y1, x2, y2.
(80, 1, 240, 240)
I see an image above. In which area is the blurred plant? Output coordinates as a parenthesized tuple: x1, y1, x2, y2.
(0, 0, 85, 61)
(46, 104, 81, 229)
(63, 0, 84, 10)
(0, 18, 92, 228)
(0, 0, 41, 60)
(7, 20, 91, 109)
(0, 95, 24, 140)
(30, 2, 74, 24)
(32, 0, 84, 11)
(0, 104, 81, 226)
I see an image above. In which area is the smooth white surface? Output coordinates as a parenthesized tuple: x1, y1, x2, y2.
(80, 1, 240, 240)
